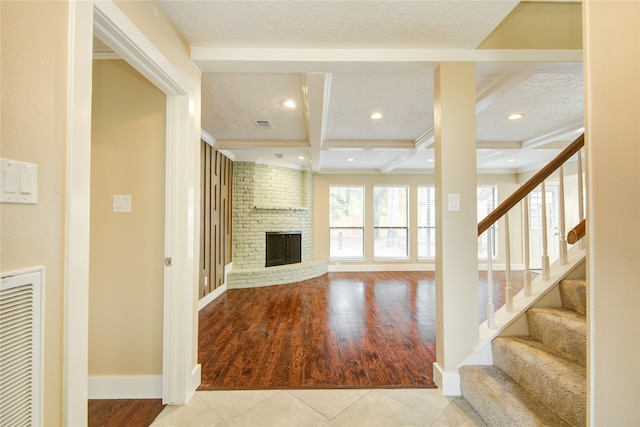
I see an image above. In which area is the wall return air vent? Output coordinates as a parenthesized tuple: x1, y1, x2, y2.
(254, 119, 273, 130)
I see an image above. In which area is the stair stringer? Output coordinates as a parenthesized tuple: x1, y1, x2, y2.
(459, 246, 586, 373)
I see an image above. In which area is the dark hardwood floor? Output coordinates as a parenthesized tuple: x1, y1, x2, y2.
(198, 270, 525, 390)
(88, 270, 527, 424)
(88, 399, 165, 427)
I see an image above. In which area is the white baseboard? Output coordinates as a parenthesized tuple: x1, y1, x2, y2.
(328, 263, 526, 272)
(433, 363, 461, 396)
(329, 263, 436, 272)
(198, 284, 227, 311)
(88, 375, 162, 399)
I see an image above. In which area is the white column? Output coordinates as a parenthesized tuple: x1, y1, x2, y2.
(584, 1, 640, 424)
(434, 62, 478, 396)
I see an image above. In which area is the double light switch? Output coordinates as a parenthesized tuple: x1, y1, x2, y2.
(1, 158, 38, 204)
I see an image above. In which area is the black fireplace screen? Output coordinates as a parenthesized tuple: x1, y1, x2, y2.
(266, 232, 301, 267)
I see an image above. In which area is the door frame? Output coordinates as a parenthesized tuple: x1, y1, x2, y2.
(65, 1, 198, 424)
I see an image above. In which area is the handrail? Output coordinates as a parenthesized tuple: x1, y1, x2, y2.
(478, 133, 584, 236)
(567, 219, 586, 244)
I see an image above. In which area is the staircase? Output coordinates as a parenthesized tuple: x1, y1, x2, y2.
(460, 278, 587, 426)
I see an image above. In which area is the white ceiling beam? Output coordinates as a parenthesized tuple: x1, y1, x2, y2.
(322, 140, 415, 150)
(379, 149, 417, 173)
(213, 139, 309, 149)
(303, 72, 332, 173)
(476, 73, 533, 113)
(192, 48, 582, 73)
(521, 119, 585, 149)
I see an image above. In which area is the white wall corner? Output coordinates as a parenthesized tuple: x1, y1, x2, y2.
(433, 363, 461, 396)
(88, 376, 163, 399)
(190, 364, 201, 398)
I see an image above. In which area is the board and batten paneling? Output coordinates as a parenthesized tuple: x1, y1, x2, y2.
(200, 142, 233, 297)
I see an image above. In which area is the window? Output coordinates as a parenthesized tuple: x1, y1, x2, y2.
(329, 186, 364, 258)
(417, 186, 436, 258)
(477, 186, 498, 258)
(374, 186, 409, 258)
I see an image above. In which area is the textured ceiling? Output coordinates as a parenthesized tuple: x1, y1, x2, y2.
(156, 0, 584, 174)
(158, 1, 519, 49)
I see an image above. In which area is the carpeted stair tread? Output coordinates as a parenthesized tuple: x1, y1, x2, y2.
(560, 279, 587, 315)
(493, 336, 586, 426)
(460, 365, 572, 427)
(527, 307, 586, 366)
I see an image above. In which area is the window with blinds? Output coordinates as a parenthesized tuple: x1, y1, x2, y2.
(373, 186, 409, 259)
(329, 186, 364, 259)
(418, 186, 436, 258)
(477, 186, 498, 258)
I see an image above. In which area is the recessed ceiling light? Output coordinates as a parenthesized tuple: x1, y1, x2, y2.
(346, 157, 355, 162)
(507, 158, 516, 162)
(370, 112, 383, 120)
(283, 100, 296, 109)
(298, 155, 305, 160)
(427, 158, 435, 163)
(508, 113, 523, 120)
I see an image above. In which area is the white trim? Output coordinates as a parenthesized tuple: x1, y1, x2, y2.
(329, 263, 436, 272)
(64, 2, 93, 425)
(433, 362, 461, 396)
(88, 376, 163, 399)
(65, 2, 199, 421)
(200, 129, 216, 147)
(198, 284, 227, 311)
(93, 0, 199, 406)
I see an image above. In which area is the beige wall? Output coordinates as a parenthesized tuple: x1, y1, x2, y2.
(584, 1, 640, 424)
(479, 2, 582, 49)
(1, 1, 200, 423)
(1, 2, 68, 424)
(314, 173, 522, 268)
(89, 59, 165, 376)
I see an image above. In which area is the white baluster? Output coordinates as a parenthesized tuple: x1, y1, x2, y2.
(486, 226, 495, 328)
(577, 149, 585, 250)
(523, 196, 532, 297)
(558, 165, 568, 264)
(504, 213, 513, 312)
(541, 181, 550, 280)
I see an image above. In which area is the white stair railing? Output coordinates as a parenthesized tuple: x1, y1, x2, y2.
(558, 165, 568, 265)
(478, 134, 585, 328)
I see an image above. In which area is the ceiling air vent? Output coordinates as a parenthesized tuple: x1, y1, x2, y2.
(274, 153, 284, 159)
(254, 119, 273, 130)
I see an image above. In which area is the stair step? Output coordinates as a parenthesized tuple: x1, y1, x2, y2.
(527, 307, 586, 366)
(493, 336, 586, 426)
(560, 279, 587, 315)
(460, 365, 572, 427)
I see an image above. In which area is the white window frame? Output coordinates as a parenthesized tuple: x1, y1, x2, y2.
(329, 186, 365, 260)
(373, 186, 409, 260)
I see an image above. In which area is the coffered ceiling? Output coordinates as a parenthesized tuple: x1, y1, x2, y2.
(154, 0, 584, 174)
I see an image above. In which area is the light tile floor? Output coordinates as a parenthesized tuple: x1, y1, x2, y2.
(151, 388, 486, 427)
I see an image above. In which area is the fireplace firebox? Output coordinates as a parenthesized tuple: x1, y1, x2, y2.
(266, 232, 301, 267)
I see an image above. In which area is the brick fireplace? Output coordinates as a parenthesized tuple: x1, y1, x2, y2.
(227, 162, 327, 288)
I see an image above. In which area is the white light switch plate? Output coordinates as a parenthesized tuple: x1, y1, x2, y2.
(0, 158, 38, 204)
(113, 195, 132, 213)
(448, 193, 460, 211)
